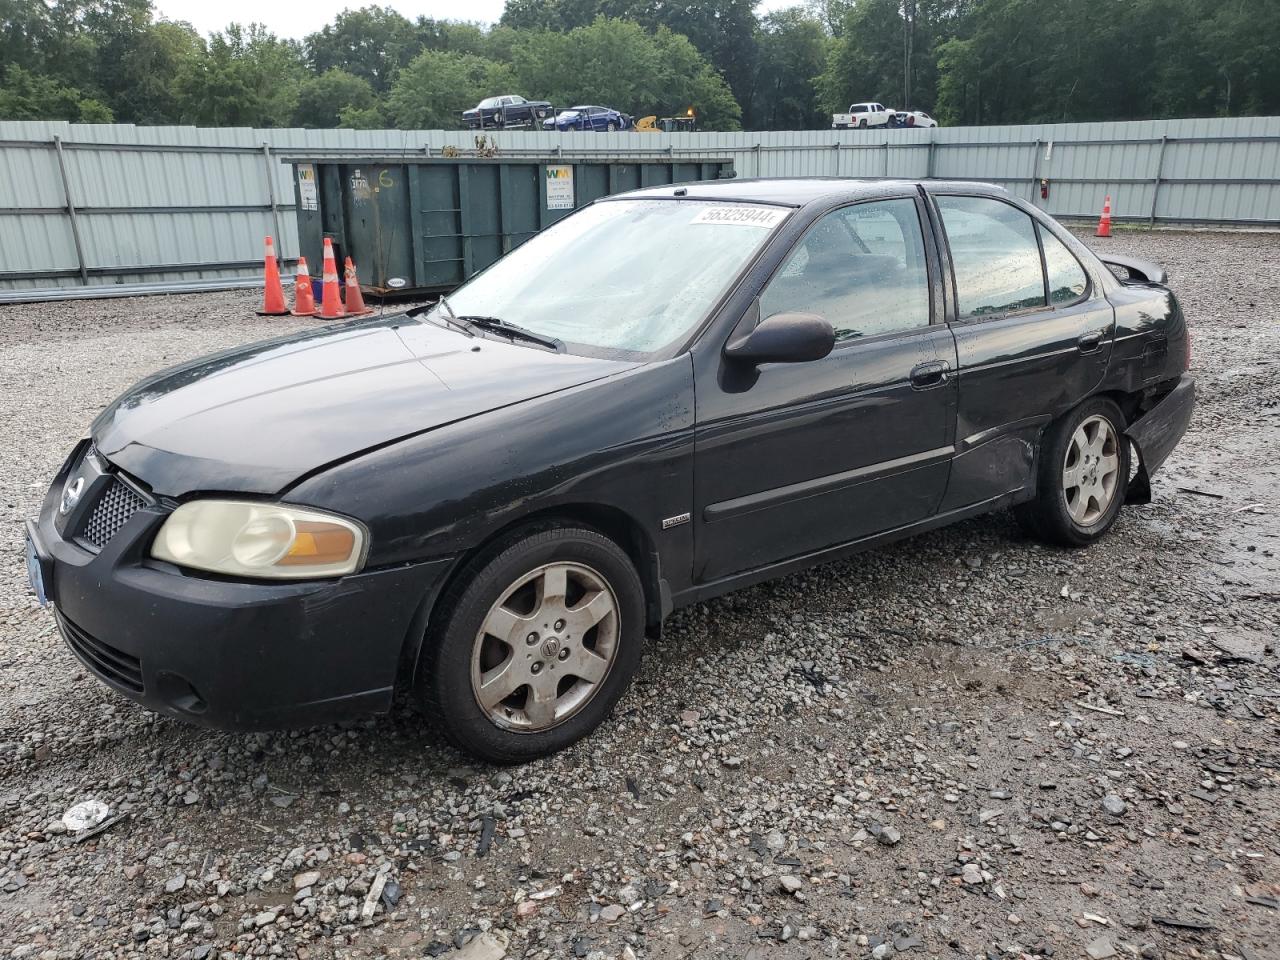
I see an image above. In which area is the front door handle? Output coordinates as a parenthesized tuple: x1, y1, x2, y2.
(910, 360, 948, 389)
(1078, 330, 1106, 354)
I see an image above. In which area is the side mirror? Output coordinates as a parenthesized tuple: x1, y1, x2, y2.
(724, 312, 836, 365)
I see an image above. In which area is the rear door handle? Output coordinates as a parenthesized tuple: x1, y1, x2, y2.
(910, 360, 948, 389)
(1078, 330, 1106, 354)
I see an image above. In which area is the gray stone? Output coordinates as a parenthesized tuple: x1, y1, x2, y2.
(294, 871, 321, 890)
(1103, 794, 1127, 816)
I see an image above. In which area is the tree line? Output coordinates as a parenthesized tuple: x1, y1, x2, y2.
(1, 0, 1276, 131)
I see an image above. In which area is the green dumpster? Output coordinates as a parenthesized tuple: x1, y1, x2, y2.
(288, 156, 735, 295)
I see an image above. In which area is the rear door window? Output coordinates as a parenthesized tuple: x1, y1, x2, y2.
(936, 195, 1047, 318)
(1040, 226, 1089, 304)
(759, 198, 931, 343)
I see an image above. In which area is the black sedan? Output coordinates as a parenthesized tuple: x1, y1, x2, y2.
(27, 179, 1194, 763)
(461, 94, 552, 129)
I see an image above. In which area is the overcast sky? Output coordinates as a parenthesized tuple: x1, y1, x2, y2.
(154, 0, 794, 39)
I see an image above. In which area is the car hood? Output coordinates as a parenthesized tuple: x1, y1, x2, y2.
(92, 315, 638, 497)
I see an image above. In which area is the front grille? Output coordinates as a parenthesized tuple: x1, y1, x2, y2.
(56, 611, 145, 693)
(81, 478, 147, 549)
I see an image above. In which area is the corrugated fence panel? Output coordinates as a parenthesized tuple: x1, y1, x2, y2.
(1, 116, 1278, 295)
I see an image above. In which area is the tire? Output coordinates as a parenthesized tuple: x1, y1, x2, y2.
(1016, 397, 1130, 547)
(418, 525, 645, 763)
(858, 119, 867, 128)
(606, 121, 617, 132)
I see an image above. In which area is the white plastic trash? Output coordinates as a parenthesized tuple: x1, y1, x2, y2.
(62, 799, 110, 832)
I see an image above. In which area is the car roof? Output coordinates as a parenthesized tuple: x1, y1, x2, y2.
(611, 177, 1007, 209)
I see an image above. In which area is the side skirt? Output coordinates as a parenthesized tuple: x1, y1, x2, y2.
(671, 489, 1034, 611)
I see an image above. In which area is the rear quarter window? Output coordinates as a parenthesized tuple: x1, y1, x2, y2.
(937, 195, 1047, 318)
(1040, 227, 1089, 304)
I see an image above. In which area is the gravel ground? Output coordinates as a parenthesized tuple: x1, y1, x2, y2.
(0, 229, 1277, 960)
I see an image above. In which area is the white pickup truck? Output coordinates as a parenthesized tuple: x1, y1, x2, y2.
(832, 102, 892, 129)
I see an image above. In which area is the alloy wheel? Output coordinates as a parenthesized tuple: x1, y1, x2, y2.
(470, 562, 620, 732)
(1063, 414, 1121, 525)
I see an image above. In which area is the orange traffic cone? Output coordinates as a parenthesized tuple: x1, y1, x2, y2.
(318, 238, 345, 320)
(291, 257, 316, 316)
(256, 236, 288, 315)
(1095, 195, 1113, 237)
(343, 257, 373, 316)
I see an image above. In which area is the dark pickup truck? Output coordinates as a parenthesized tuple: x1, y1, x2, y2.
(462, 95, 553, 129)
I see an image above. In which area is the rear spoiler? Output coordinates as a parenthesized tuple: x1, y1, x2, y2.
(1098, 254, 1168, 285)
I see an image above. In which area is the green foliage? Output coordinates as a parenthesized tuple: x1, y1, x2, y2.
(0, 65, 112, 121)
(304, 6, 420, 94)
(337, 104, 385, 129)
(172, 24, 305, 127)
(750, 8, 829, 129)
(386, 50, 516, 129)
(1, 0, 1276, 131)
(499, 18, 740, 129)
(294, 69, 378, 128)
(932, 0, 1280, 124)
(501, 0, 759, 112)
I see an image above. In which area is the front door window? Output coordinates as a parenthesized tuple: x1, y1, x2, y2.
(759, 198, 931, 342)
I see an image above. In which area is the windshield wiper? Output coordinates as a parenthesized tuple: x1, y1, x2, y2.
(458, 315, 564, 352)
(410, 295, 474, 337)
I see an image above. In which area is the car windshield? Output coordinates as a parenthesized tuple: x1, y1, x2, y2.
(429, 199, 787, 357)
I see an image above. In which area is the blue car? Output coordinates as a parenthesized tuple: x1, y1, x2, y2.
(542, 105, 632, 132)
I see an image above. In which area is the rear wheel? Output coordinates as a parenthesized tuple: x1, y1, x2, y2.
(858, 118, 867, 128)
(1017, 397, 1130, 546)
(418, 525, 645, 763)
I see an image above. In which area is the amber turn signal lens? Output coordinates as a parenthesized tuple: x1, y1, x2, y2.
(279, 521, 358, 565)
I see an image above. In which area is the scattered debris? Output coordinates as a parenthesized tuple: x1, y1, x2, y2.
(476, 815, 496, 858)
(1151, 915, 1215, 931)
(1075, 701, 1126, 717)
(73, 812, 129, 844)
(61, 800, 110, 833)
(1177, 487, 1224, 499)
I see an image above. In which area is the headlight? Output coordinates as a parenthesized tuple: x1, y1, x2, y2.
(151, 501, 367, 579)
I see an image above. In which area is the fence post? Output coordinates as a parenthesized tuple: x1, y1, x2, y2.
(261, 142, 285, 259)
(926, 136, 936, 179)
(1149, 135, 1168, 226)
(52, 135, 89, 285)
(883, 140, 890, 176)
(754, 142, 762, 178)
(1030, 139, 1042, 207)
(833, 140, 840, 176)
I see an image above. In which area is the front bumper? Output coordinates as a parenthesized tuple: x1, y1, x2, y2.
(1125, 375, 1196, 503)
(27, 448, 452, 731)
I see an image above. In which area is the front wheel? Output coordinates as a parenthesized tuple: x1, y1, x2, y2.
(1017, 397, 1130, 546)
(418, 525, 645, 763)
